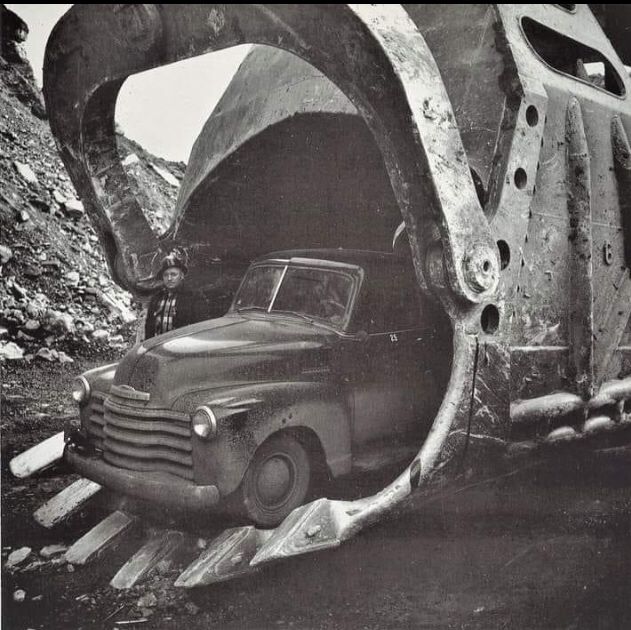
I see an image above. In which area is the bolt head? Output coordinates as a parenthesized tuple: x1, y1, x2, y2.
(305, 525, 321, 539)
(463, 246, 499, 293)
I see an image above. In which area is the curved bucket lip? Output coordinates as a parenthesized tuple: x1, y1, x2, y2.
(43, 3, 497, 300)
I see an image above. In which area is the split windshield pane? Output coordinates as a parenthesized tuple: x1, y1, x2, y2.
(233, 264, 354, 326)
(272, 267, 353, 326)
(233, 265, 284, 310)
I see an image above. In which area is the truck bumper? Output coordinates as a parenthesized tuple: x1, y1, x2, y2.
(65, 445, 220, 512)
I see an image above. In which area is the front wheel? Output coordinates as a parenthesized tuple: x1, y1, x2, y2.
(239, 433, 311, 527)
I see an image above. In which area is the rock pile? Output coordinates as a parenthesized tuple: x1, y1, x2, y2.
(0, 5, 46, 118)
(0, 8, 185, 364)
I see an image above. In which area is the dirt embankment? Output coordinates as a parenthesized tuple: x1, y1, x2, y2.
(0, 4, 184, 373)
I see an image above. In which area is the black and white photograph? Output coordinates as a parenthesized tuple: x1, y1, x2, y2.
(1, 4, 631, 629)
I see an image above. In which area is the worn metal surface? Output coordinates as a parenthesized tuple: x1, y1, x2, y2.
(110, 529, 185, 589)
(174, 527, 273, 587)
(65, 511, 136, 566)
(9, 431, 65, 479)
(566, 97, 594, 400)
(39, 3, 631, 581)
(33, 478, 102, 529)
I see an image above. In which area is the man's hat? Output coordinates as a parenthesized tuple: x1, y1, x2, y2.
(158, 251, 188, 276)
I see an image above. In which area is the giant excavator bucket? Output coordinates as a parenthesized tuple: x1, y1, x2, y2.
(12, 4, 631, 588)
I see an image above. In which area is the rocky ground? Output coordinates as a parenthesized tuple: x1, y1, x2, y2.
(0, 10, 184, 370)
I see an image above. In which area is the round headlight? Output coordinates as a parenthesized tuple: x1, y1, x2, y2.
(192, 406, 217, 440)
(71, 376, 90, 405)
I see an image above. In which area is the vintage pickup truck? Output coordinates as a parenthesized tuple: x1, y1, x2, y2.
(66, 250, 448, 526)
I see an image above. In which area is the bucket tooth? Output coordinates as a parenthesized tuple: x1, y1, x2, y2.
(250, 498, 348, 567)
(110, 529, 184, 589)
(34, 478, 102, 529)
(10, 432, 65, 479)
(174, 526, 273, 588)
(65, 511, 136, 566)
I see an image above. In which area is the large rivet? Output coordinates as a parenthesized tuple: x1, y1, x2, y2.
(463, 246, 499, 293)
(305, 525, 321, 539)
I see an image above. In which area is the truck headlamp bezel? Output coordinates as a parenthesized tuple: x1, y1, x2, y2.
(71, 376, 91, 406)
(192, 406, 218, 440)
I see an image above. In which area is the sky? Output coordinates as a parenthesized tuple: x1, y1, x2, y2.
(7, 4, 249, 162)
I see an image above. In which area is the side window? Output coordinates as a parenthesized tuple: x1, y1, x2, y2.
(365, 274, 424, 334)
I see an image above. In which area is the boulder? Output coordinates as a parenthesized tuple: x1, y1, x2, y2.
(44, 310, 75, 334)
(0, 341, 24, 361)
(57, 351, 74, 364)
(13, 161, 37, 185)
(63, 198, 84, 219)
(35, 347, 56, 362)
(23, 265, 42, 278)
(65, 270, 80, 286)
(40, 544, 68, 559)
(0, 244, 12, 264)
(122, 153, 139, 166)
(9, 281, 27, 299)
(23, 319, 40, 331)
(150, 163, 180, 188)
(137, 592, 158, 609)
(5, 546, 32, 570)
(52, 189, 66, 204)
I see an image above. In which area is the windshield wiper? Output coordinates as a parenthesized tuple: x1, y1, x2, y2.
(236, 305, 268, 313)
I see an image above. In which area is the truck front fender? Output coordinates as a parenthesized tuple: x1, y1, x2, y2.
(182, 382, 352, 496)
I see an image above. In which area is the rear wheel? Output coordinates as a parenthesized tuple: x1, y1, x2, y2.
(240, 433, 311, 527)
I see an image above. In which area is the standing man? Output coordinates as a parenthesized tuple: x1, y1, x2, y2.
(144, 251, 200, 339)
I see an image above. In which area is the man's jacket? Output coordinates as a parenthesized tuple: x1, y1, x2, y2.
(144, 287, 202, 339)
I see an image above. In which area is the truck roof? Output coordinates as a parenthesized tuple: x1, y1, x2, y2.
(255, 248, 412, 271)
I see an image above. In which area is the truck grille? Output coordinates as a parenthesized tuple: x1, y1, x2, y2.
(98, 387, 194, 481)
(85, 392, 106, 450)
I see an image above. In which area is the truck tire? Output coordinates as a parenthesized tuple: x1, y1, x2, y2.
(240, 433, 311, 527)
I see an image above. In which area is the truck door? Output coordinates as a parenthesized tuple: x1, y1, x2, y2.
(345, 267, 437, 450)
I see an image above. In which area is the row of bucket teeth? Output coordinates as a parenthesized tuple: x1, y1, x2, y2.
(29, 477, 367, 589)
(10, 432, 400, 589)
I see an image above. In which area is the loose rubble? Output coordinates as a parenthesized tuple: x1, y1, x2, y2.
(39, 544, 68, 559)
(0, 19, 184, 365)
(5, 546, 32, 570)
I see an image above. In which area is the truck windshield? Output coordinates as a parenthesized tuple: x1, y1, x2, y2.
(233, 265, 285, 310)
(233, 264, 354, 327)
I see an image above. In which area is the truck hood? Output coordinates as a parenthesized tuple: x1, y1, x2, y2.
(113, 313, 337, 408)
